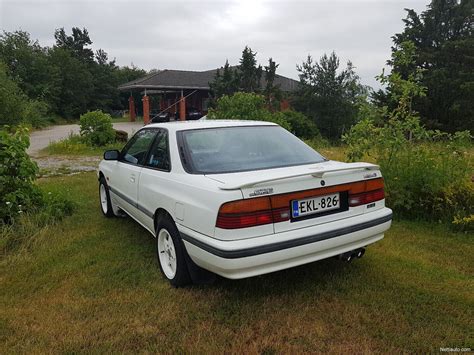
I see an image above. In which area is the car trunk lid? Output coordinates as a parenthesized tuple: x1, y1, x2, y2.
(206, 161, 383, 233)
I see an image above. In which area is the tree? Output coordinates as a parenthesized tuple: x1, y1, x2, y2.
(0, 30, 53, 101)
(388, 0, 473, 132)
(209, 60, 239, 98)
(264, 58, 282, 110)
(54, 27, 94, 63)
(239, 46, 262, 92)
(47, 47, 93, 118)
(294, 52, 365, 139)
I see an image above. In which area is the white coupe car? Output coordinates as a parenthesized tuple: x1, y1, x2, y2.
(98, 120, 392, 286)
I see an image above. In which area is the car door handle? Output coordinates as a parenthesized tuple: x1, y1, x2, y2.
(130, 174, 136, 183)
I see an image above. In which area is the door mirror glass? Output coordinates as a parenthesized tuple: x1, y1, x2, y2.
(104, 150, 120, 160)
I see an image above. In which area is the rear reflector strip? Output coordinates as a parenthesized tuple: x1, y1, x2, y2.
(349, 188, 385, 207)
(216, 178, 385, 229)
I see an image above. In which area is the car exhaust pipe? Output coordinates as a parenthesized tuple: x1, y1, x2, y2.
(338, 251, 354, 262)
(355, 248, 365, 259)
(338, 248, 365, 262)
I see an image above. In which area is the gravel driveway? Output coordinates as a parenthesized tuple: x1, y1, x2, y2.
(28, 121, 144, 177)
(28, 122, 144, 156)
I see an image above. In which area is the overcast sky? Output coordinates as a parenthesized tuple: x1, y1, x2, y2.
(0, 0, 428, 89)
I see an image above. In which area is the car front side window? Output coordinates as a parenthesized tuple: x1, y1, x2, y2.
(120, 129, 157, 165)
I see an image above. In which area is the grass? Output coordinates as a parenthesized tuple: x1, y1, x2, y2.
(0, 171, 472, 353)
(41, 134, 124, 156)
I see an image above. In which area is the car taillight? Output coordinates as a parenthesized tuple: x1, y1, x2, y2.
(349, 188, 385, 207)
(217, 178, 385, 229)
(216, 197, 290, 229)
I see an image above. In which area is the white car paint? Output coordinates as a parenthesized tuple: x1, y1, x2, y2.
(99, 120, 392, 280)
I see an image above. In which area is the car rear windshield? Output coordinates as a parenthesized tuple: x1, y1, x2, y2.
(179, 125, 326, 174)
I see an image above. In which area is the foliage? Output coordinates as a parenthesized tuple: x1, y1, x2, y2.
(264, 58, 282, 111)
(386, 0, 474, 132)
(239, 46, 263, 93)
(294, 52, 366, 140)
(207, 92, 292, 131)
(209, 60, 240, 99)
(0, 61, 50, 128)
(0, 28, 147, 122)
(276, 110, 319, 139)
(0, 126, 42, 223)
(209, 46, 282, 111)
(343, 41, 473, 226)
(79, 110, 115, 146)
(43, 133, 123, 156)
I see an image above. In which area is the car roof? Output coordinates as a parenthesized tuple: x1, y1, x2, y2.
(142, 120, 277, 132)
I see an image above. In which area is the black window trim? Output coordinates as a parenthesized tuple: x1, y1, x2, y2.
(175, 125, 328, 175)
(143, 128, 172, 173)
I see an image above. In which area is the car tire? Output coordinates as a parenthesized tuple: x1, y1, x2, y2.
(99, 177, 114, 218)
(156, 216, 191, 287)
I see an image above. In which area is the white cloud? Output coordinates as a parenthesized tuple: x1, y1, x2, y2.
(0, 0, 429, 89)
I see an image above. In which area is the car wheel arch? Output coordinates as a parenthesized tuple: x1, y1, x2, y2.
(154, 208, 174, 236)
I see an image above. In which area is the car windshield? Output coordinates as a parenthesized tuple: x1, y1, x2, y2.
(179, 125, 326, 174)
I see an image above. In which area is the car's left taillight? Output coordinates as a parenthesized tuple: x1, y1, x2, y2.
(216, 197, 290, 229)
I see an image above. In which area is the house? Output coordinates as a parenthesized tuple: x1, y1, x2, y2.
(118, 67, 298, 123)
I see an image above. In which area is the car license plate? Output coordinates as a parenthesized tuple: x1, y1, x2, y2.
(291, 193, 340, 218)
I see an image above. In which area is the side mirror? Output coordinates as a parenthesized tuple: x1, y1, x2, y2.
(104, 150, 120, 160)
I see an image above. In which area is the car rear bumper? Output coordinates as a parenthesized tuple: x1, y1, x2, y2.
(178, 207, 392, 279)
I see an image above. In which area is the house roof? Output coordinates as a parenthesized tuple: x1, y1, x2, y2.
(118, 67, 299, 92)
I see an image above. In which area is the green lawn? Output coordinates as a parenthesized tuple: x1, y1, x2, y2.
(0, 172, 472, 353)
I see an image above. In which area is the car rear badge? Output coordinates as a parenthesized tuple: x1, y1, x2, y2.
(364, 172, 377, 179)
(249, 188, 274, 197)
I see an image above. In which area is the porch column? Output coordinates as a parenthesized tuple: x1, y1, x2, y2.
(128, 95, 136, 122)
(143, 94, 150, 124)
(160, 94, 166, 111)
(179, 90, 186, 121)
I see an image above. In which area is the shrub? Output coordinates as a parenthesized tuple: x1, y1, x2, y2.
(207, 92, 292, 131)
(343, 117, 473, 225)
(79, 110, 115, 146)
(0, 126, 42, 223)
(277, 110, 320, 139)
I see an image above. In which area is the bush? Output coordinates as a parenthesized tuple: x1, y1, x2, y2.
(0, 125, 76, 226)
(343, 117, 473, 226)
(207, 92, 292, 131)
(277, 110, 320, 139)
(79, 110, 115, 146)
(0, 126, 42, 223)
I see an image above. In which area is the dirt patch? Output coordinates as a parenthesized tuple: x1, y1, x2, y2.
(34, 156, 101, 177)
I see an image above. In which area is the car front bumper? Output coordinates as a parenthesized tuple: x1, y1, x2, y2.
(178, 207, 392, 279)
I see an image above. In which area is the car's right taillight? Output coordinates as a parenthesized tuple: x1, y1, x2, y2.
(348, 188, 385, 207)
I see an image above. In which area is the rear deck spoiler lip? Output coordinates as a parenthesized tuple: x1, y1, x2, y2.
(217, 163, 380, 190)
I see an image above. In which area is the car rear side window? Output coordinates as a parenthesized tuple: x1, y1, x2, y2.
(145, 130, 170, 171)
(179, 125, 326, 174)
